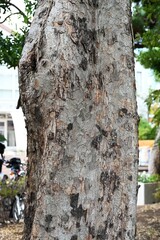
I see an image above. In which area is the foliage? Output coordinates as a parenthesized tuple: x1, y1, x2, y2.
(138, 117, 157, 139)
(132, 0, 160, 50)
(0, 30, 26, 68)
(145, 90, 160, 126)
(0, 0, 37, 68)
(0, 134, 6, 142)
(154, 184, 160, 200)
(0, 176, 25, 198)
(138, 173, 160, 183)
(132, 0, 160, 129)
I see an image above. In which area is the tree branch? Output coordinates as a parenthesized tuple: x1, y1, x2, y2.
(0, 1, 31, 25)
(0, 12, 19, 24)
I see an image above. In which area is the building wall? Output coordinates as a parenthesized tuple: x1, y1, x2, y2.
(0, 65, 27, 158)
(0, 16, 27, 159)
(135, 60, 160, 119)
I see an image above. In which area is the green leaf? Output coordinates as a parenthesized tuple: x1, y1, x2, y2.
(0, 134, 6, 142)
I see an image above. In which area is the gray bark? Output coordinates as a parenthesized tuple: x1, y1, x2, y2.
(148, 128, 160, 175)
(19, 0, 139, 239)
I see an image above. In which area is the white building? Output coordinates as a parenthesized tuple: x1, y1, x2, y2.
(0, 23, 27, 157)
(0, 0, 27, 158)
(0, 64, 27, 156)
(135, 60, 160, 119)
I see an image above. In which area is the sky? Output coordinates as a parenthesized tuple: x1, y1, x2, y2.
(0, 0, 25, 32)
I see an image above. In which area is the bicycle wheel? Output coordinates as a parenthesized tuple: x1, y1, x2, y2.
(12, 199, 20, 222)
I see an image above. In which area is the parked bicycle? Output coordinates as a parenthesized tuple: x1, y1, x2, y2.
(0, 143, 26, 222)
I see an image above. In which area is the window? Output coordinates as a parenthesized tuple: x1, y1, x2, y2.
(7, 120, 16, 146)
(0, 122, 5, 136)
(0, 114, 16, 147)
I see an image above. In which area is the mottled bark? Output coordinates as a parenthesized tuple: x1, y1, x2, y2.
(19, 0, 138, 239)
(148, 128, 160, 175)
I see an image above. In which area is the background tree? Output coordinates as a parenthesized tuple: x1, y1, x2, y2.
(18, 1, 138, 239)
(132, 0, 160, 174)
(138, 117, 157, 140)
(145, 89, 160, 174)
(0, 0, 36, 68)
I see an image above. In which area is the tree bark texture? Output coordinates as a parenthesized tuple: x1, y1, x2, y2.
(148, 128, 160, 175)
(19, 0, 139, 239)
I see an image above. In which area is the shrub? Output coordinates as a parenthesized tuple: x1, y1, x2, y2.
(154, 184, 160, 201)
(138, 117, 157, 140)
(0, 176, 26, 198)
(138, 173, 160, 183)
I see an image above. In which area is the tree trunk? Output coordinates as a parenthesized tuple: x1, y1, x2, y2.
(19, 0, 138, 239)
(148, 128, 160, 175)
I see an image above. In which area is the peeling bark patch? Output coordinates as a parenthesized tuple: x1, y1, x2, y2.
(30, 191, 36, 202)
(128, 175, 132, 181)
(71, 204, 87, 220)
(76, 222, 80, 228)
(109, 222, 114, 228)
(71, 235, 78, 240)
(79, 110, 85, 121)
(20, 47, 37, 74)
(69, 15, 97, 63)
(111, 62, 119, 81)
(91, 135, 102, 150)
(70, 193, 79, 209)
(126, 55, 134, 70)
(98, 196, 104, 202)
(61, 155, 74, 166)
(67, 123, 73, 131)
(97, 225, 107, 240)
(55, 130, 66, 146)
(89, 105, 93, 112)
(96, 124, 108, 137)
(119, 108, 128, 117)
(107, 32, 117, 45)
(100, 170, 120, 193)
(38, 7, 48, 19)
(88, 0, 99, 7)
(48, 132, 54, 141)
(86, 75, 93, 90)
(70, 195, 87, 220)
(92, 0, 99, 7)
(25, 205, 36, 236)
(119, 108, 139, 120)
(80, 57, 88, 71)
(97, 72, 103, 90)
(45, 214, 53, 232)
(89, 45, 96, 64)
(109, 129, 117, 147)
(71, 82, 74, 89)
(89, 226, 96, 238)
(30, 51, 37, 71)
(45, 214, 53, 222)
(118, 230, 122, 237)
(49, 168, 58, 180)
(34, 106, 43, 124)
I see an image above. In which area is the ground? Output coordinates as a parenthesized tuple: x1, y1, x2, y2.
(0, 204, 160, 239)
(136, 203, 160, 240)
